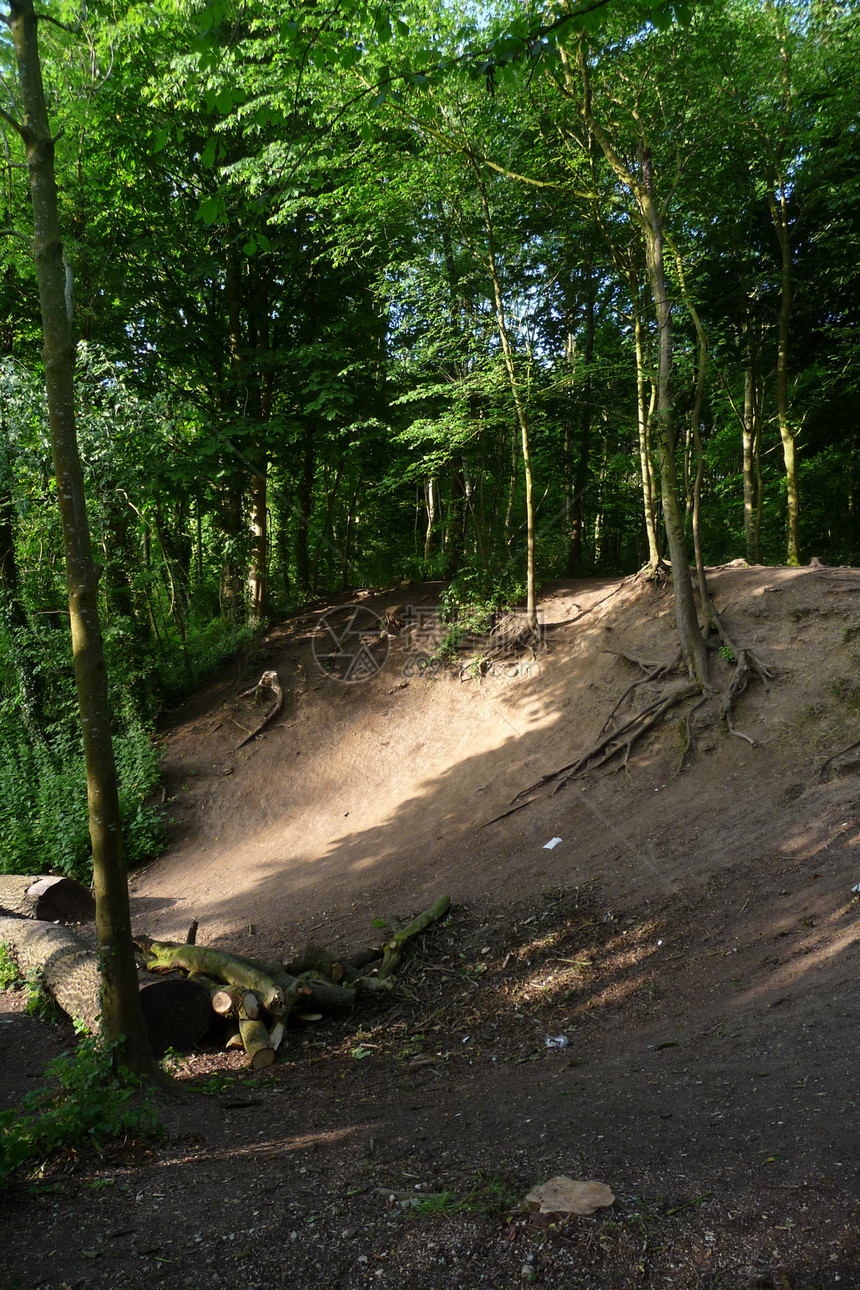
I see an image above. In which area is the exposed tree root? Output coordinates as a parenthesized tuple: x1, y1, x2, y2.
(599, 645, 682, 731)
(234, 669, 284, 749)
(675, 693, 709, 776)
(484, 681, 699, 825)
(816, 736, 860, 782)
(479, 570, 774, 827)
(699, 591, 772, 745)
(458, 614, 542, 681)
(719, 644, 772, 745)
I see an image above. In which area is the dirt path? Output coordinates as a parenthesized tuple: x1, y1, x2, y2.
(1, 564, 858, 1288)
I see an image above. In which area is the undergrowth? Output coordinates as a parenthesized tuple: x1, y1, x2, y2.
(435, 574, 527, 662)
(0, 713, 164, 883)
(0, 1037, 162, 1186)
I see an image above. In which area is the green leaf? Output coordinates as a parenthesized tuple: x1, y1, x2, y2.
(374, 11, 392, 44)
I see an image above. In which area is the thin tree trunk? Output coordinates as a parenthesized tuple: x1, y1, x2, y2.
(467, 152, 537, 630)
(568, 259, 595, 575)
(295, 425, 315, 596)
(742, 353, 758, 563)
(579, 48, 708, 685)
(7, 0, 155, 1076)
(640, 174, 709, 684)
(424, 477, 436, 562)
(770, 190, 799, 565)
(633, 305, 660, 567)
(312, 465, 341, 591)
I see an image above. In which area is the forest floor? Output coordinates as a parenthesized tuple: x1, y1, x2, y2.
(1, 562, 859, 1290)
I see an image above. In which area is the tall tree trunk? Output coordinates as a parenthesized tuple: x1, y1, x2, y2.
(423, 477, 436, 562)
(467, 152, 537, 630)
(579, 48, 708, 685)
(632, 304, 660, 567)
(567, 258, 595, 575)
(769, 182, 799, 565)
(7, 0, 155, 1076)
(639, 169, 709, 684)
(742, 349, 761, 564)
(295, 425, 315, 596)
(247, 277, 272, 620)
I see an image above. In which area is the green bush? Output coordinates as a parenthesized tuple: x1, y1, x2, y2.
(0, 713, 164, 883)
(0, 1037, 162, 1185)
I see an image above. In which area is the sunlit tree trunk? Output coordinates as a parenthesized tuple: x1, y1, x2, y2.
(580, 47, 708, 686)
(632, 305, 660, 567)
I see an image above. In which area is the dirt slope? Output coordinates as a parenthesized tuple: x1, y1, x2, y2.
(1, 562, 858, 1290)
(136, 562, 859, 959)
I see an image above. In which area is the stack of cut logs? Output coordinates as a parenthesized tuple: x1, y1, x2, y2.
(0, 878, 451, 1068)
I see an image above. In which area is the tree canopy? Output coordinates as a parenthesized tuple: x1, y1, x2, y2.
(0, 0, 857, 877)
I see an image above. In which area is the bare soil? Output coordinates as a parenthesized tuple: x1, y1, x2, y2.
(1, 563, 859, 1290)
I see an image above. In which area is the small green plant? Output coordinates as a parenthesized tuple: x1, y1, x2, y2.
(0, 1037, 162, 1185)
(0, 942, 21, 990)
(413, 1172, 516, 1217)
(193, 1073, 236, 1096)
(22, 969, 60, 1024)
(434, 575, 527, 664)
(719, 644, 736, 664)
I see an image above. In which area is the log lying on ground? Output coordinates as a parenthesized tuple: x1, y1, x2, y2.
(285, 944, 358, 983)
(281, 895, 452, 989)
(238, 1017, 276, 1069)
(0, 875, 95, 924)
(376, 895, 452, 979)
(134, 936, 285, 1012)
(0, 918, 211, 1052)
(0, 915, 102, 1032)
(0, 895, 454, 1069)
(137, 974, 213, 1056)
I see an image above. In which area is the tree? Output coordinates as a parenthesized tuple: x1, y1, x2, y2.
(1, 0, 157, 1077)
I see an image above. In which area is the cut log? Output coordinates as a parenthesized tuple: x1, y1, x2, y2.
(295, 973, 356, 1016)
(285, 944, 356, 983)
(134, 937, 285, 1012)
(137, 975, 213, 1057)
(0, 915, 101, 1032)
(0, 875, 95, 924)
(209, 986, 260, 1020)
(0, 918, 211, 1053)
(239, 1017, 275, 1069)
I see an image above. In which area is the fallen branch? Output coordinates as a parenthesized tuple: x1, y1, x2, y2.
(134, 936, 285, 1012)
(376, 895, 453, 978)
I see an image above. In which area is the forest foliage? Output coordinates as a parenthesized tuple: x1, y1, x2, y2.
(0, 0, 857, 882)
